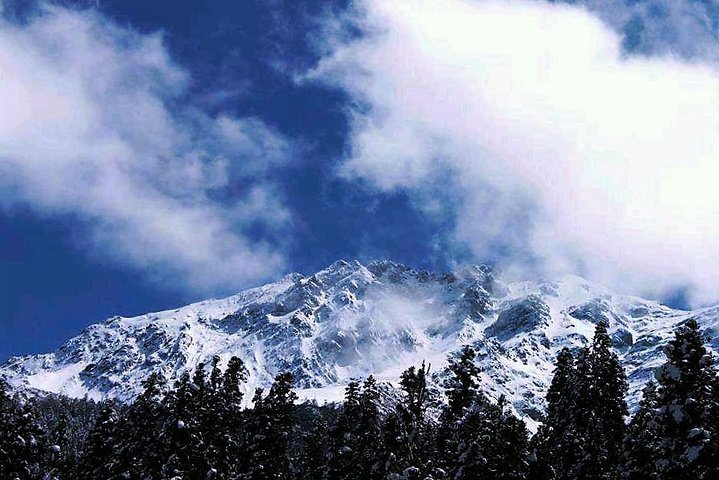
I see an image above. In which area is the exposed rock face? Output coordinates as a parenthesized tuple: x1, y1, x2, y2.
(1, 260, 716, 430)
(486, 294, 551, 341)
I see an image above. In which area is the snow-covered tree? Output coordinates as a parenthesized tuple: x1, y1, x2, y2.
(296, 412, 330, 480)
(452, 395, 529, 480)
(399, 362, 430, 424)
(530, 347, 579, 480)
(443, 346, 482, 421)
(244, 372, 297, 480)
(532, 322, 628, 480)
(652, 318, 717, 479)
(623, 381, 661, 480)
(384, 362, 435, 479)
(326, 380, 363, 480)
(77, 400, 121, 479)
(573, 321, 628, 479)
(0, 379, 45, 480)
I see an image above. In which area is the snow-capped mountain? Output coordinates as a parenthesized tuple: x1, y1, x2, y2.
(1, 260, 716, 429)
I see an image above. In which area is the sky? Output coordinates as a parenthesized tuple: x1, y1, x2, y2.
(1, 0, 719, 360)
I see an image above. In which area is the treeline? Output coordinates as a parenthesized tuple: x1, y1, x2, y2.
(1, 319, 719, 479)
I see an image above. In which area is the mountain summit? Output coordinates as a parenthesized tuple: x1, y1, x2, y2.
(2, 260, 715, 426)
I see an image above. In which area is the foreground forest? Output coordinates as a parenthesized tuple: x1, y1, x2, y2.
(1, 319, 718, 480)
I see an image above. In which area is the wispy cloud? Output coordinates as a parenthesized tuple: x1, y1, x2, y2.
(576, 0, 719, 61)
(0, 4, 293, 294)
(310, 0, 719, 305)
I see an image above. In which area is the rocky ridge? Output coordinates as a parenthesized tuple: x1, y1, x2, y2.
(1, 260, 714, 429)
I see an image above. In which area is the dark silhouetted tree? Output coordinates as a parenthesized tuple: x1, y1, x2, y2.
(244, 372, 297, 480)
(623, 381, 661, 480)
(532, 322, 627, 480)
(652, 319, 717, 479)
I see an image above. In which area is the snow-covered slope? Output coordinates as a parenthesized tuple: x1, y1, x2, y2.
(1, 260, 716, 428)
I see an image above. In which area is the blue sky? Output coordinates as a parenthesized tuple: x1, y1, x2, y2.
(1, 0, 719, 361)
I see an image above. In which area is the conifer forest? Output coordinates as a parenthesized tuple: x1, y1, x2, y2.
(1, 319, 718, 479)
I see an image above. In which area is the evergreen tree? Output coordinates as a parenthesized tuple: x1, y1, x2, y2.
(32, 393, 105, 479)
(531, 347, 578, 480)
(77, 400, 121, 479)
(382, 406, 413, 479)
(160, 372, 196, 478)
(0, 379, 47, 480)
(210, 355, 248, 478)
(117, 371, 165, 479)
(326, 381, 362, 480)
(623, 382, 661, 480)
(702, 373, 719, 478)
(532, 323, 627, 480)
(443, 347, 481, 421)
(572, 321, 628, 480)
(244, 372, 297, 480)
(209, 355, 223, 394)
(384, 362, 435, 479)
(356, 376, 385, 479)
(453, 395, 529, 480)
(489, 396, 530, 479)
(202, 356, 225, 476)
(652, 318, 717, 479)
(222, 356, 249, 406)
(399, 362, 430, 423)
(296, 412, 330, 480)
(437, 346, 483, 477)
(42, 404, 75, 477)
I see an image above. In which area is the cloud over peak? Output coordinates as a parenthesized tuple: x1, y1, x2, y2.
(312, 0, 719, 305)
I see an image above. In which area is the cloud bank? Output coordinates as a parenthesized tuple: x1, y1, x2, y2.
(311, 0, 719, 305)
(0, 4, 293, 293)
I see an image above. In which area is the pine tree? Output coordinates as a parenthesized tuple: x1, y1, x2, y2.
(652, 318, 717, 479)
(454, 395, 529, 480)
(532, 323, 627, 480)
(164, 371, 197, 477)
(0, 379, 45, 480)
(382, 407, 412, 479)
(623, 382, 661, 480)
(161, 364, 214, 479)
(490, 396, 530, 479)
(117, 371, 165, 479)
(531, 347, 578, 480)
(244, 372, 297, 480)
(32, 393, 105, 479)
(572, 321, 628, 480)
(438, 346, 483, 477)
(326, 381, 362, 480)
(43, 404, 74, 477)
(443, 346, 481, 421)
(356, 376, 384, 479)
(399, 362, 430, 423)
(77, 400, 121, 479)
(296, 412, 330, 480)
(210, 355, 248, 478)
(209, 355, 223, 394)
(384, 362, 434, 479)
(222, 356, 248, 406)
(702, 373, 719, 477)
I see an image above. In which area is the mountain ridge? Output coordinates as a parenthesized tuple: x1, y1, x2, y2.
(1, 259, 715, 429)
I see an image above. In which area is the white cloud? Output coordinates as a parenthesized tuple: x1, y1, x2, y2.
(0, 4, 293, 294)
(578, 0, 719, 62)
(310, 0, 719, 305)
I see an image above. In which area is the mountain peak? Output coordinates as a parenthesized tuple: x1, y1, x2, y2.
(1, 260, 715, 429)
